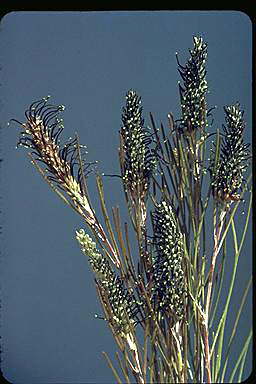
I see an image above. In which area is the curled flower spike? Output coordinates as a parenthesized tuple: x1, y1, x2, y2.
(176, 36, 208, 134)
(12, 97, 96, 226)
(210, 103, 250, 205)
(120, 90, 156, 201)
(76, 229, 144, 336)
(151, 200, 185, 322)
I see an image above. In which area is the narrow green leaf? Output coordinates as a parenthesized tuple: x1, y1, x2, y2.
(96, 174, 120, 262)
(237, 334, 251, 383)
(221, 276, 252, 382)
(115, 351, 130, 384)
(214, 191, 252, 382)
(102, 351, 122, 384)
(228, 328, 252, 383)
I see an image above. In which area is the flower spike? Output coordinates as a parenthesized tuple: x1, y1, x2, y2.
(151, 199, 185, 323)
(13, 97, 96, 226)
(76, 229, 144, 336)
(120, 90, 156, 201)
(177, 36, 208, 134)
(210, 103, 250, 206)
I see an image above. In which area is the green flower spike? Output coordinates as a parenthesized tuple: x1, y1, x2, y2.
(76, 229, 144, 336)
(210, 103, 250, 206)
(151, 200, 185, 323)
(120, 90, 156, 201)
(177, 36, 208, 134)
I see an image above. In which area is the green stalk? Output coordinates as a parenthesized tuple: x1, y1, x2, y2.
(214, 191, 252, 382)
(237, 330, 252, 382)
(96, 174, 121, 266)
(228, 328, 252, 383)
(209, 238, 226, 328)
(220, 276, 252, 382)
(103, 351, 123, 383)
(115, 352, 131, 383)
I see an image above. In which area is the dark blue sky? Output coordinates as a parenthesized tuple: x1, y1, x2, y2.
(1, 11, 252, 383)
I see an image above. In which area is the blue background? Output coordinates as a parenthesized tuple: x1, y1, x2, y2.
(0, 11, 252, 383)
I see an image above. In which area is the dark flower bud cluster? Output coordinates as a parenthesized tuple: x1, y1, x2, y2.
(177, 36, 208, 134)
(210, 103, 250, 205)
(151, 200, 185, 322)
(76, 230, 143, 336)
(120, 90, 156, 200)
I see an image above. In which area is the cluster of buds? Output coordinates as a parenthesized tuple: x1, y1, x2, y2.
(76, 229, 143, 337)
(12, 97, 96, 226)
(177, 36, 208, 134)
(120, 90, 155, 197)
(151, 200, 185, 323)
(210, 103, 250, 206)
(119, 90, 157, 234)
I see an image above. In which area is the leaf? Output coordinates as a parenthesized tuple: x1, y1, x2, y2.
(102, 351, 123, 384)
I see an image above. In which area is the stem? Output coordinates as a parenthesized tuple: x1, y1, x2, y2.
(202, 207, 226, 383)
(206, 207, 226, 323)
(202, 321, 211, 383)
